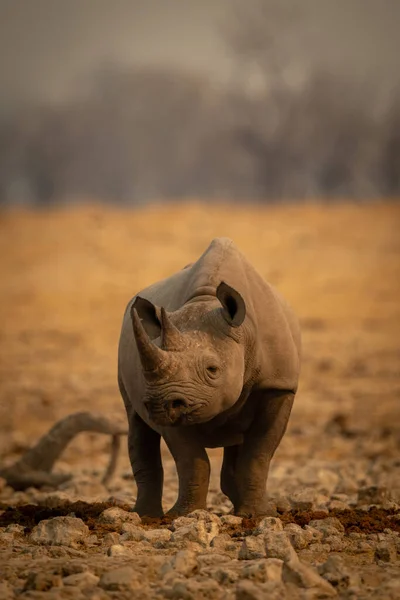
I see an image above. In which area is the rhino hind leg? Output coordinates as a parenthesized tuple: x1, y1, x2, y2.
(128, 411, 164, 517)
(221, 391, 294, 517)
(220, 445, 240, 507)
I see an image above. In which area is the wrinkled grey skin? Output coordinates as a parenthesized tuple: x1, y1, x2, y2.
(118, 238, 301, 517)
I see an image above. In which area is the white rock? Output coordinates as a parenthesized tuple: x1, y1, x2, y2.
(264, 531, 298, 563)
(318, 555, 357, 591)
(120, 522, 145, 541)
(186, 509, 221, 526)
(254, 517, 283, 535)
(160, 549, 198, 578)
(30, 517, 89, 547)
(144, 528, 172, 545)
(171, 519, 219, 547)
(284, 523, 311, 550)
(289, 488, 317, 510)
(236, 579, 286, 600)
(239, 535, 266, 560)
(171, 516, 195, 530)
(374, 541, 397, 563)
(99, 566, 138, 591)
(107, 544, 133, 557)
(210, 533, 234, 552)
(63, 572, 100, 587)
(220, 515, 243, 527)
(242, 558, 283, 583)
(308, 517, 345, 539)
(98, 507, 141, 530)
(282, 559, 337, 596)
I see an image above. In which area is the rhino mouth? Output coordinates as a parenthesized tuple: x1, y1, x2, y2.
(145, 396, 207, 426)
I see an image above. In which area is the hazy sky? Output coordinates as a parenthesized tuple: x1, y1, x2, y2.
(1, 0, 399, 113)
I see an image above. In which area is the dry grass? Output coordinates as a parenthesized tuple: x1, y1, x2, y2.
(0, 200, 399, 466)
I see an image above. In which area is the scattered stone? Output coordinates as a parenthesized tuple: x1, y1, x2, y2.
(168, 578, 222, 600)
(282, 559, 337, 596)
(98, 507, 141, 530)
(30, 517, 89, 547)
(120, 522, 145, 541)
(284, 523, 312, 550)
(171, 519, 219, 547)
(308, 517, 345, 539)
(187, 509, 221, 526)
(5, 523, 25, 535)
(99, 566, 138, 591)
(210, 533, 234, 552)
(107, 543, 133, 557)
(239, 535, 265, 560)
(242, 558, 283, 583)
(102, 532, 120, 546)
(374, 541, 397, 563)
(318, 555, 356, 591)
(358, 486, 390, 505)
(161, 549, 198, 578)
(172, 516, 195, 530)
(220, 515, 243, 527)
(254, 517, 283, 535)
(289, 488, 317, 511)
(23, 571, 63, 592)
(264, 531, 298, 563)
(144, 528, 172, 546)
(63, 571, 100, 587)
(236, 579, 286, 600)
(210, 566, 239, 584)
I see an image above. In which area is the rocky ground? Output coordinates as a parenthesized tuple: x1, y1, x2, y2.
(0, 201, 399, 598)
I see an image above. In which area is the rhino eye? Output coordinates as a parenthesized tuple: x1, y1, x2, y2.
(206, 365, 220, 378)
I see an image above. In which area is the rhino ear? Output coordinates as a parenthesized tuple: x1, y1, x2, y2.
(131, 296, 161, 339)
(216, 282, 246, 328)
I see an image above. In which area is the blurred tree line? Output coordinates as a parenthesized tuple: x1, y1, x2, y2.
(0, 1, 399, 205)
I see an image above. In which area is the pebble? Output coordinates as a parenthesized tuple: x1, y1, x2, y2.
(241, 558, 283, 583)
(308, 517, 345, 539)
(236, 580, 286, 600)
(254, 517, 283, 535)
(99, 566, 138, 591)
(264, 531, 299, 563)
(161, 549, 198, 578)
(144, 528, 172, 546)
(239, 536, 265, 560)
(171, 519, 219, 547)
(220, 515, 243, 527)
(98, 507, 141, 530)
(107, 543, 133, 557)
(374, 541, 397, 563)
(318, 555, 356, 591)
(282, 559, 337, 596)
(63, 571, 100, 587)
(30, 516, 89, 548)
(120, 522, 145, 541)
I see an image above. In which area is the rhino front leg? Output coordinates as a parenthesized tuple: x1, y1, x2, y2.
(221, 390, 294, 516)
(163, 430, 210, 516)
(128, 411, 164, 517)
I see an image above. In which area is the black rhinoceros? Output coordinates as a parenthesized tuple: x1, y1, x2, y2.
(118, 238, 301, 517)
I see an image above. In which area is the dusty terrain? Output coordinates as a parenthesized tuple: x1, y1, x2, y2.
(0, 201, 399, 598)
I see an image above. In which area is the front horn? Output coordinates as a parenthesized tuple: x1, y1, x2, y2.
(130, 307, 168, 376)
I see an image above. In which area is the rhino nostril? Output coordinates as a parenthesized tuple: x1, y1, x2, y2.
(171, 399, 186, 409)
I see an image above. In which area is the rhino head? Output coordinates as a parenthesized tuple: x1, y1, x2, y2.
(130, 282, 248, 426)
